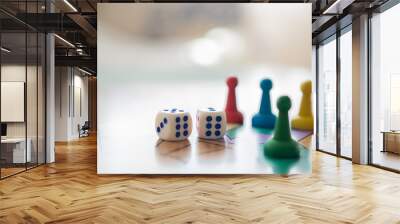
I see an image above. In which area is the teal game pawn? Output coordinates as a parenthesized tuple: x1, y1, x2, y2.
(264, 96, 300, 159)
(252, 79, 276, 129)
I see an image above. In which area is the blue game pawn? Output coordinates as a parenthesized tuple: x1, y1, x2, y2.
(252, 79, 276, 129)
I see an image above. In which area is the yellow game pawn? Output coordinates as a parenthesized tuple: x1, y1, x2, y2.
(291, 80, 313, 131)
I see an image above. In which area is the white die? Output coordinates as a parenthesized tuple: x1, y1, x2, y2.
(196, 108, 227, 139)
(155, 108, 192, 141)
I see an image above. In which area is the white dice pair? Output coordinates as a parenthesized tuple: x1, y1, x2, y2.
(155, 108, 227, 141)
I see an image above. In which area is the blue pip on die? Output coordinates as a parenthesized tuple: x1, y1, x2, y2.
(155, 108, 192, 141)
(196, 108, 227, 139)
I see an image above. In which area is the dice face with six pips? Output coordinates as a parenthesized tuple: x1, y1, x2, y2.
(155, 108, 192, 141)
(196, 108, 227, 139)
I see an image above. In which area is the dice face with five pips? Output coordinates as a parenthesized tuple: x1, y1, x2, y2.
(155, 108, 192, 141)
(196, 108, 227, 139)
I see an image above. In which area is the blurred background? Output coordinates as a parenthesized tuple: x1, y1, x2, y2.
(98, 3, 312, 117)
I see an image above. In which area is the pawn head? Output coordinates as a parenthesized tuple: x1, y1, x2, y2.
(260, 79, 273, 91)
(277, 96, 291, 111)
(301, 80, 312, 94)
(226, 76, 238, 88)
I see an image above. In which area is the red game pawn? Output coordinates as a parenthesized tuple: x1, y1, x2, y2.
(225, 76, 244, 124)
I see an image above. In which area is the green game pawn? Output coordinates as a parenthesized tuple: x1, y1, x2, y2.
(264, 96, 300, 159)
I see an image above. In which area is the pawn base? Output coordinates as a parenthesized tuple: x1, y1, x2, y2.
(226, 111, 244, 124)
(252, 113, 276, 129)
(263, 139, 301, 159)
(291, 116, 313, 131)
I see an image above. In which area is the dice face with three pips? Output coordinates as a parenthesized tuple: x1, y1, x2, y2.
(155, 108, 192, 141)
(197, 108, 227, 139)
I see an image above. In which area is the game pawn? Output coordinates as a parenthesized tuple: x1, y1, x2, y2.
(264, 96, 301, 159)
(291, 80, 313, 131)
(252, 79, 276, 129)
(224, 76, 244, 124)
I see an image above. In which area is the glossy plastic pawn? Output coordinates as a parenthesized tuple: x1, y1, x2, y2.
(291, 80, 313, 131)
(225, 76, 244, 124)
(263, 96, 301, 159)
(252, 79, 276, 129)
